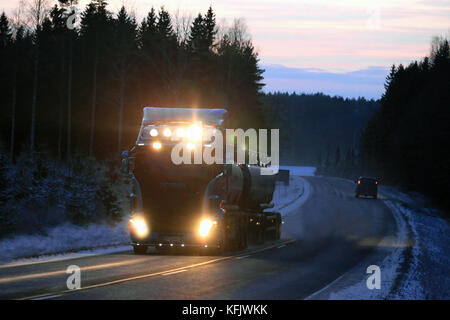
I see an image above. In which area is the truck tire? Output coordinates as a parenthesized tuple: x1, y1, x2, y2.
(256, 225, 265, 244)
(133, 245, 148, 254)
(274, 222, 281, 240)
(238, 224, 248, 250)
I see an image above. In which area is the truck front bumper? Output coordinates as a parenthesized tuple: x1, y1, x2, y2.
(130, 231, 221, 248)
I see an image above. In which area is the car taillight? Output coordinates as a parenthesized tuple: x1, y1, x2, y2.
(375, 181, 378, 185)
(357, 180, 361, 184)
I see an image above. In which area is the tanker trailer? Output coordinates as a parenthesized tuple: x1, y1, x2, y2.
(121, 107, 281, 254)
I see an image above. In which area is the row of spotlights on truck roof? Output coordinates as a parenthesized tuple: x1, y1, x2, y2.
(148, 125, 203, 141)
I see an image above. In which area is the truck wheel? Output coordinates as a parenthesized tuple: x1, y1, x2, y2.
(275, 223, 281, 240)
(238, 225, 248, 250)
(256, 226, 265, 244)
(133, 245, 148, 254)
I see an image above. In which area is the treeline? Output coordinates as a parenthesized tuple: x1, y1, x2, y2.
(0, 0, 264, 161)
(261, 92, 379, 166)
(360, 37, 450, 209)
(0, 1, 264, 238)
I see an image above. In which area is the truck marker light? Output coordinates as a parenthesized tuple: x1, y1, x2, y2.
(176, 128, 186, 138)
(163, 128, 172, 137)
(152, 142, 162, 150)
(150, 128, 158, 137)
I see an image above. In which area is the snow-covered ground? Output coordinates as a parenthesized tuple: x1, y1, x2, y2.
(382, 188, 449, 299)
(0, 167, 312, 265)
(309, 185, 450, 300)
(280, 166, 316, 176)
(0, 222, 129, 264)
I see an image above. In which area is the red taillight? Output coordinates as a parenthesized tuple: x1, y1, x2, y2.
(357, 180, 361, 184)
(375, 181, 378, 185)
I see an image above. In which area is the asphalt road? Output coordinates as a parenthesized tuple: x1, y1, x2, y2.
(0, 176, 397, 300)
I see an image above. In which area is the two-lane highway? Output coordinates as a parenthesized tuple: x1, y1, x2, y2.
(0, 176, 398, 300)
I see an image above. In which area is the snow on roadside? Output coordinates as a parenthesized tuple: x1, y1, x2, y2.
(321, 186, 449, 299)
(272, 166, 313, 216)
(280, 166, 316, 176)
(0, 222, 129, 264)
(323, 199, 412, 299)
(382, 189, 450, 299)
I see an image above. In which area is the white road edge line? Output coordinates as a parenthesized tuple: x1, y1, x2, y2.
(277, 245, 286, 249)
(31, 294, 62, 300)
(235, 255, 250, 259)
(304, 273, 347, 300)
(162, 269, 187, 276)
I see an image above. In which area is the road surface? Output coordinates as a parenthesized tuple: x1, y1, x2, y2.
(0, 176, 397, 300)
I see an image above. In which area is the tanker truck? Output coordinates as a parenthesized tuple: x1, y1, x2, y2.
(121, 107, 281, 254)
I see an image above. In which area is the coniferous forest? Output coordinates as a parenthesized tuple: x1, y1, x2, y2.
(0, 1, 265, 236)
(0, 1, 264, 161)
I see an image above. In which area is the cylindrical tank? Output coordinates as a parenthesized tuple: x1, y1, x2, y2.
(223, 164, 275, 210)
(243, 165, 275, 209)
(224, 164, 245, 204)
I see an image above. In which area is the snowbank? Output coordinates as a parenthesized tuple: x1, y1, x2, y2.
(308, 185, 449, 300)
(280, 166, 316, 176)
(0, 222, 129, 263)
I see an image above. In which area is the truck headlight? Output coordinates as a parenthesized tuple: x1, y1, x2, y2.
(199, 219, 216, 237)
(130, 216, 149, 237)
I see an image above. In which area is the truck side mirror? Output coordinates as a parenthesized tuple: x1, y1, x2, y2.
(208, 195, 221, 211)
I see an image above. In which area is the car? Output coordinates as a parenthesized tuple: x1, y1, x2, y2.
(355, 177, 379, 198)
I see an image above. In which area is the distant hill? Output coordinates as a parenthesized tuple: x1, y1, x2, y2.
(261, 64, 388, 100)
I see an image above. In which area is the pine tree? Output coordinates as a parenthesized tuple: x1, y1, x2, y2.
(111, 6, 137, 154)
(80, 0, 113, 157)
(203, 6, 216, 49)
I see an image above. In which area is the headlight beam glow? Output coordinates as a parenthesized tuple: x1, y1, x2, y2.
(130, 216, 149, 238)
(199, 219, 215, 237)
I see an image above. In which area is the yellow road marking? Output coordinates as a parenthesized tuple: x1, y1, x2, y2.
(19, 239, 295, 300)
(0, 258, 148, 284)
